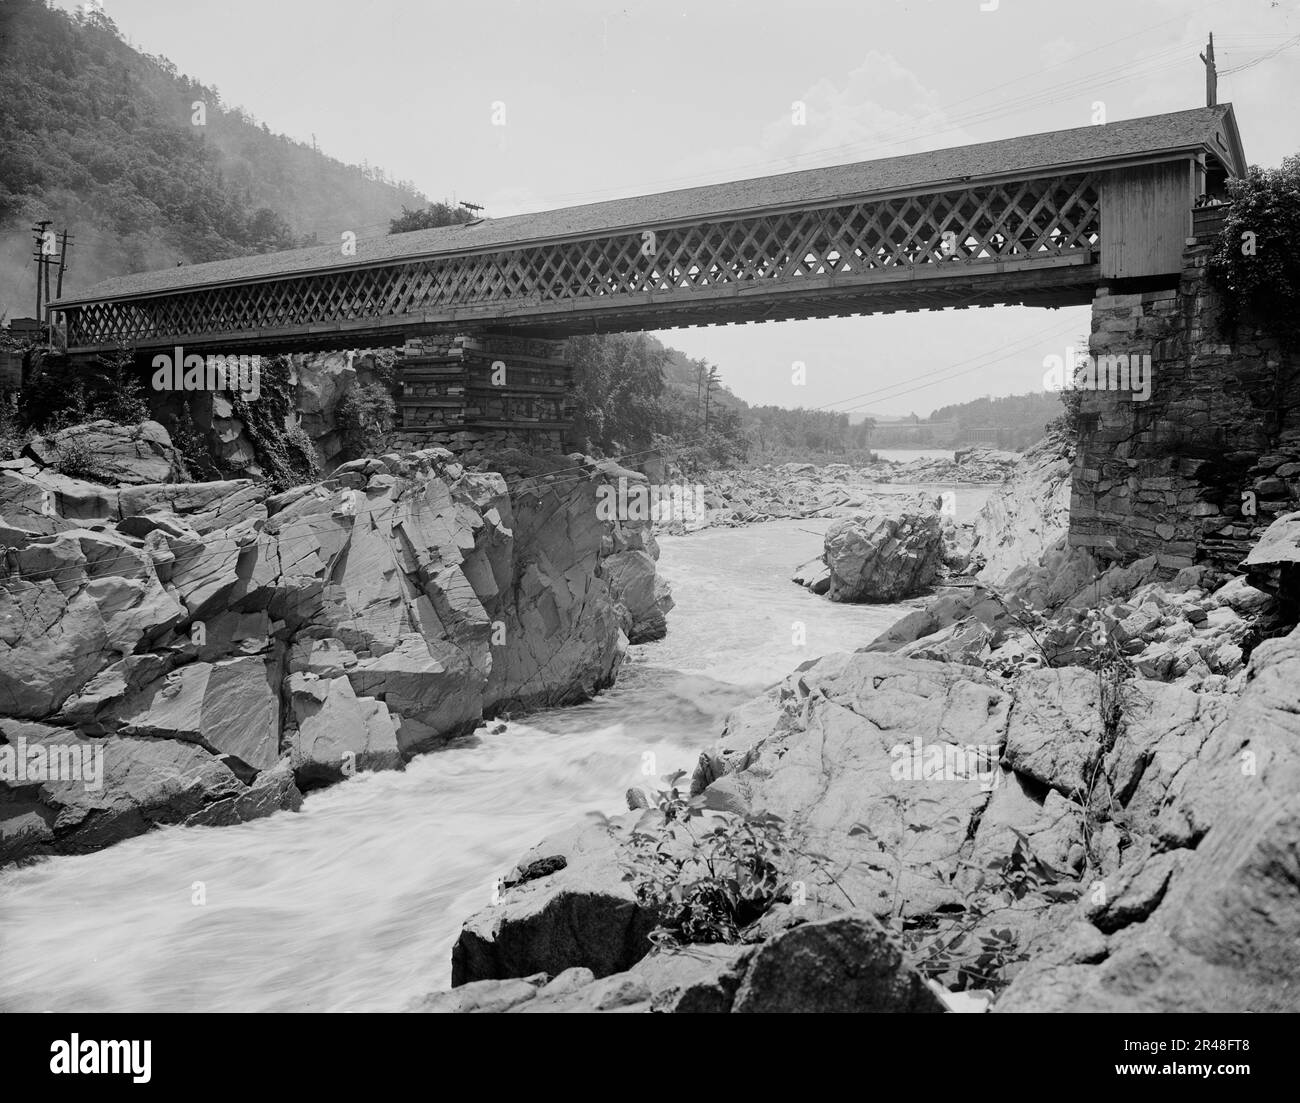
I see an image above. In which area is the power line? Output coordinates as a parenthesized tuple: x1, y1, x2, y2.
(1219, 32, 1300, 74)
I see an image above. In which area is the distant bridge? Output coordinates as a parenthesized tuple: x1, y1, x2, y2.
(52, 105, 1245, 356)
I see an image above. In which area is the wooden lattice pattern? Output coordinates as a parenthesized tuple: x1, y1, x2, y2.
(65, 174, 1100, 347)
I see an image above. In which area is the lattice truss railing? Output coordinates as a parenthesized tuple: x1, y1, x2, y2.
(66, 174, 1099, 346)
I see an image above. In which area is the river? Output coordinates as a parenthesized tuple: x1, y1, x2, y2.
(0, 507, 985, 1013)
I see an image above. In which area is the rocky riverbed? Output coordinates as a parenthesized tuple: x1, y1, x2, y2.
(660, 446, 1021, 532)
(0, 422, 673, 864)
(427, 433, 1300, 1014)
(5, 420, 1298, 1014)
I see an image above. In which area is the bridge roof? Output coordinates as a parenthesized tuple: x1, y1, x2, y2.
(55, 104, 1244, 308)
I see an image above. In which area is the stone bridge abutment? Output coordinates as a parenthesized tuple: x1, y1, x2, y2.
(1069, 233, 1300, 573)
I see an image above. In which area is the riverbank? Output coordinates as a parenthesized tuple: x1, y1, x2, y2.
(431, 440, 1300, 1013)
(0, 428, 672, 866)
(0, 517, 919, 1011)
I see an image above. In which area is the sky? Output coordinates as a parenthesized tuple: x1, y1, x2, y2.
(53, 0, 1300, 417)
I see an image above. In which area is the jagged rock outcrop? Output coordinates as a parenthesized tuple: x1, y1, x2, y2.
(602, 551, 674, 643)
(1243, 509, 1300, 610)
(968, 431, 1074, 585)
(863, 539, 1280, 692)
(23, 420, 181, 485)
(1, 445, 665, 864)
(443, 653, 1074, 1006)
(437, 595, 1299, 1011)
(824, 509, 944, 602)
(174, 351, 386, 477)
(996, 625, 1300, 1012)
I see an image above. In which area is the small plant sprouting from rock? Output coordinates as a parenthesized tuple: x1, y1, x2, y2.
(48, 431, 106, 481)
(335, 379, 395, 461)
(620, 772, 793, 947)
(850, 819, 1073, 995)
(975, 584, 1055, 674)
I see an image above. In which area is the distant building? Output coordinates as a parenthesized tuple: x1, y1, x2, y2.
(965, 426, 1011, 447)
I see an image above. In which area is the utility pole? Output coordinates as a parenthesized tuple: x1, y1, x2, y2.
(31, 220, 53, 321)
(43, 240, 53, 316)
(1200, 32, 1217, 107)
(51, 229, 72, 351)
(55, 229, 71, 299)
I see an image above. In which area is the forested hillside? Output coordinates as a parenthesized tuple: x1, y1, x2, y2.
(869, 391, 1061, 449)
(0, 0, 427, 318)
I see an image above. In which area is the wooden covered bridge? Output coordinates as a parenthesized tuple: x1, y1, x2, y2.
(51, 106, 1247, 357)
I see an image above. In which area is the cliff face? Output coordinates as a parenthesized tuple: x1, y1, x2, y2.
(968, 429, 1074, 586)
(0, 443, 651, 864)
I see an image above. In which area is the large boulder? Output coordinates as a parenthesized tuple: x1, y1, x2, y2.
(0, 579, 112, 717)
(24, 420, 181, 485)
(824, 510, 944, 602)
(451, 815, 660, 985)
(484, 470, 629, 713)
(602, 549, 674, 643)
(730, 913, 946, 1013)
(1243, 509, 1300, 609)
(286, 672, 402, 783)
(0, 720, 301, 862)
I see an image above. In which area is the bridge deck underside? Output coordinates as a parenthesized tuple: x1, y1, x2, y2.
(65, 173, 1106, 354)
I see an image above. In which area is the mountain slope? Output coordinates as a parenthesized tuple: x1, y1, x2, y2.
(0, 0, 427, 318)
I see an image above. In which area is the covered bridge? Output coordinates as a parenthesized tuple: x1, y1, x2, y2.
(52, 104, 1247, 355)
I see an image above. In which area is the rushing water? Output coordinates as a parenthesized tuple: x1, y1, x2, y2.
(0, 508, 984, 1013)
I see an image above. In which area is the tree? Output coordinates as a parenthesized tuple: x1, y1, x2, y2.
(1208, 154, 1300, 348)
(388, 201, 473, 233)
(566, 332, 668, 453)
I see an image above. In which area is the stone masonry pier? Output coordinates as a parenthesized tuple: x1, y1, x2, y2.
(1069, 233, 1300, 572)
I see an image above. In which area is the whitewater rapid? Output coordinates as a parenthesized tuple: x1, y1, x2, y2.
(0, 512, 972, 1012)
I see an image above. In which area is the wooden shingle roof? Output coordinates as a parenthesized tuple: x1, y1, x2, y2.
(56, 104, 1245, 307)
